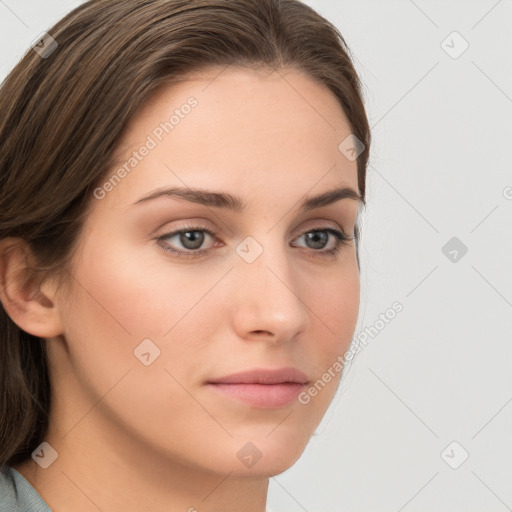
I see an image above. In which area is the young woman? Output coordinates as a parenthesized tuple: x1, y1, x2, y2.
(0, 0, 371, 510)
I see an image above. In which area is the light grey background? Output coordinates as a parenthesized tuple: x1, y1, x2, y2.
(1, 1, 511, 511)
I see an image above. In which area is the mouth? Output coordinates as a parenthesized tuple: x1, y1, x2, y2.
(206, 367, 309, 408)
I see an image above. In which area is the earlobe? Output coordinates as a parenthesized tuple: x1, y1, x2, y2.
(0, 237, 64, 338)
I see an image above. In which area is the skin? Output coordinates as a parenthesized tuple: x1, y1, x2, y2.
(2, 66, 361, 512)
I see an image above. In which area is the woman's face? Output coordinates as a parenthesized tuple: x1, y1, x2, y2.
(49, 66, 361, 477)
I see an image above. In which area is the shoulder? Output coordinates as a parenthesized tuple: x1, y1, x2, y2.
(0, 466, 52, 512)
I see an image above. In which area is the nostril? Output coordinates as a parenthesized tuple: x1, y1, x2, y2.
(252, 330, 272, 335)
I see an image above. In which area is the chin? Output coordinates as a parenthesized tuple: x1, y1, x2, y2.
(202, 425, 315, 478)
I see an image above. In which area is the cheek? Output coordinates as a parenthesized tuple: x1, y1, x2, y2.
(295, 265, 360, 403)
(309, 264, 360, 350)
(60, 237, 232, 394)
(57, 244, 229, 449)
(68, 234, 222, 340)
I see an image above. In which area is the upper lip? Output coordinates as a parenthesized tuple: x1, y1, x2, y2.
(207, 367, 309, 385)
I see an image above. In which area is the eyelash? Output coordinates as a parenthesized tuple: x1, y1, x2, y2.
(156, 224, 354, 260)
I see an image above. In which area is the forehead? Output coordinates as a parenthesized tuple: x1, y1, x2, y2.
(99, 66, 359, 211)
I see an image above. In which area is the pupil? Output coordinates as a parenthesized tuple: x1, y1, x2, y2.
(306, 231, 327, 249)
(181, 231, 204, 250)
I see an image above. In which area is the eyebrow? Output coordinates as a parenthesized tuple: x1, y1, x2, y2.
(132, 185, 361, 213)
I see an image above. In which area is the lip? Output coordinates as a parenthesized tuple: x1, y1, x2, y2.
(206, 367, 309, 408)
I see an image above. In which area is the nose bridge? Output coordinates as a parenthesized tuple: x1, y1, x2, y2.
(230, 234, 310, 339)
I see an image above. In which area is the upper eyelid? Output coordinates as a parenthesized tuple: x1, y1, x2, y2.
(157, 217, 349, 236)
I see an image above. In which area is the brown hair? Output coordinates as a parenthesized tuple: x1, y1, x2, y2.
(0, 0, 370, 470)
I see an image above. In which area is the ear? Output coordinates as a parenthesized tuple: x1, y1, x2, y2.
(0, 238, 64, 338)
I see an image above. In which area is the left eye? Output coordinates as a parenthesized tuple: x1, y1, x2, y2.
(157, 226, 351, 258)
(293, 230, 344, 251)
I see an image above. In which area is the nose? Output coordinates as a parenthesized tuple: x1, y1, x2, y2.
(229, 238, 310, 343)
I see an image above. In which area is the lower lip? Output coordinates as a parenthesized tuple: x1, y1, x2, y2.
(207, 383, 306, 408)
